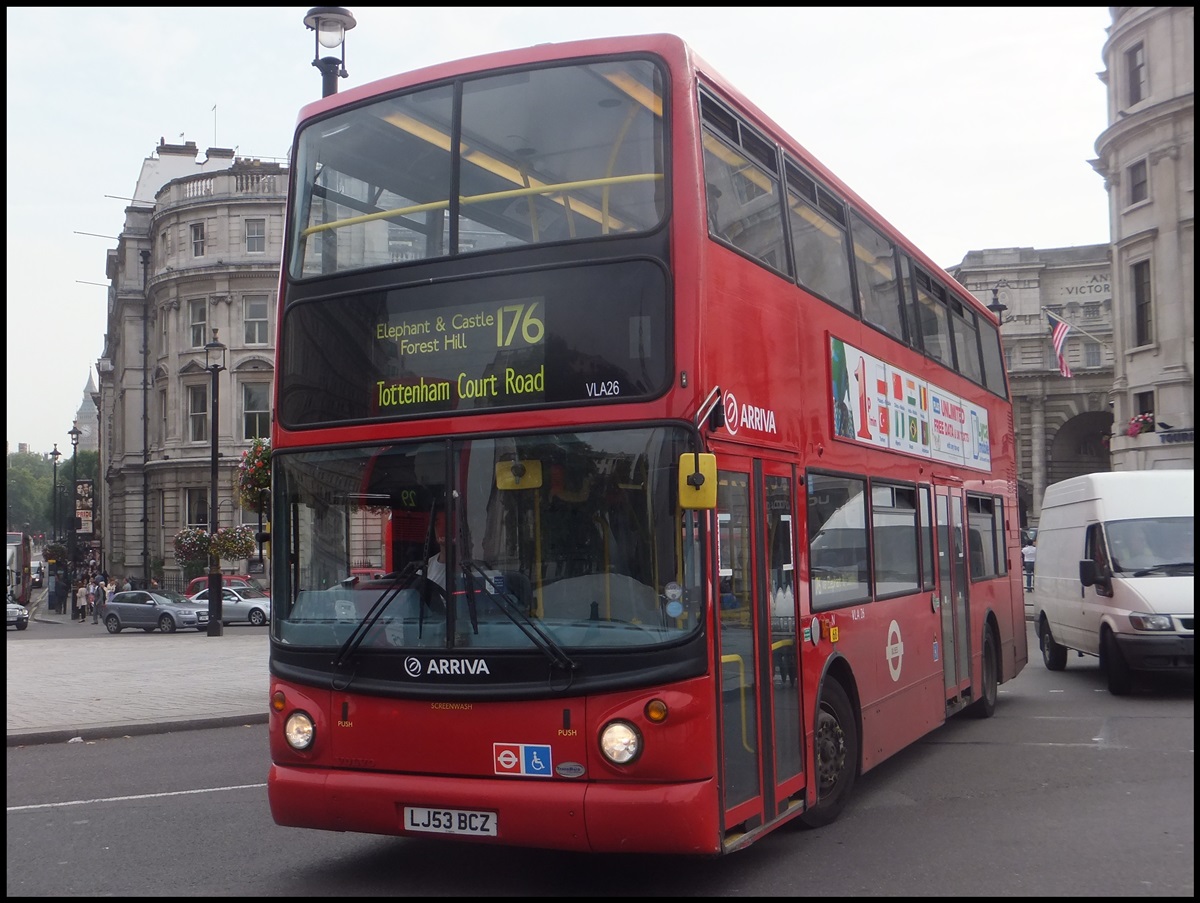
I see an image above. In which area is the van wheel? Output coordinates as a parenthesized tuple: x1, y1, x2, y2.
(1101, 629, 1133, 696)
(1040, 621, 1068, 671)
(968, 626, 999, 718)
(798, 679, 857, 829)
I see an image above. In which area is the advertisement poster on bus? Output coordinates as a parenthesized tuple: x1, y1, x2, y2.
(829, 336, 990, 472)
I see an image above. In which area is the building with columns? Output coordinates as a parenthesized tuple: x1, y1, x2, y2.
(94, 139, 286, 584)
(1092, 5, 1193, 473)
(949, 245, 1115, 530)
(950, 7, 1193, 531)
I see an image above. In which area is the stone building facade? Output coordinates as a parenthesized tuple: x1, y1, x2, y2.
(950, 7, 1193, 530)
(1092, 5, 1194, 473)
(949, 246, 1115, 529)
(94, 140, 286, 583)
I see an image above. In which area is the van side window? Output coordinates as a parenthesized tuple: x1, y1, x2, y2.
(1086, 524, 1105, 566)
(1086, 524, 1114, 597)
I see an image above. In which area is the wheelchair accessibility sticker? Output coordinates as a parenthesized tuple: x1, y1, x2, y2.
(494, 742, 553, 777)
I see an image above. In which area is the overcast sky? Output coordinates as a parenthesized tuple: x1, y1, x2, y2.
(6, 6, 1113, 455)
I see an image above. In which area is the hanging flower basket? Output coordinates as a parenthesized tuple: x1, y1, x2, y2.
(173, 526, 211, 567)
(1125, 412, 1154, 437)
(236, 438, 271, 512)
(211, 525, 256, 560)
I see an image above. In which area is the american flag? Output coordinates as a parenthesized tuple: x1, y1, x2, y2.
(1047, 311, 1072, 378)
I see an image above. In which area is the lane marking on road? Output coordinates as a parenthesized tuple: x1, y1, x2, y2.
(7, 782, 266, 812)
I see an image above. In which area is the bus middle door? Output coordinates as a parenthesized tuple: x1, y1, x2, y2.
(934, 484, 971, 711)
(715, 455, 805, 846)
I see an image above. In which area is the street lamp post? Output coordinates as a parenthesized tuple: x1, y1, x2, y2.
(68, 423, 82, 620)
(304, 7, 356, 97)
(987, 279, 1014, 325)
(50, 444, 61, 613)
(205, 330, 227, 637)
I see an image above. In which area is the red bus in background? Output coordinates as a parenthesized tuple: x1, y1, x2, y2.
(267, 33, 1026, 855)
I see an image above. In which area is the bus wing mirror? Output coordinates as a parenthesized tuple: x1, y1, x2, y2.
(496, 459, 543, 490)
(678, 453, 717, 510)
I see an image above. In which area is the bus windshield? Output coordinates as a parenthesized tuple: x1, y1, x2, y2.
(275, 425, 705, 651)
(288, 56, 666, 279)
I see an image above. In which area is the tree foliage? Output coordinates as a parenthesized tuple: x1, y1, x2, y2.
(6, 449, 98, 540)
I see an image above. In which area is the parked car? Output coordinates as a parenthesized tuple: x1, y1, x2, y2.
(103, 590, 211, 634)
(185, 573, 265, 596)
(7, 599, 30, 630)
(189, 585, 271, 626)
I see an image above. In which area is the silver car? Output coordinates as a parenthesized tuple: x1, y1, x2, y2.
(189, 585, 271, 627)
(103, 590, 211, 634)
(7, 599, 30, 630)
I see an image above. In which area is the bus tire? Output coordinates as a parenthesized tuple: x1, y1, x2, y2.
(798, 678, 857, 829)
(967, 626, 999, 718)
(1039, 618, 1068, 671)
(1101, 628, 1133, 696)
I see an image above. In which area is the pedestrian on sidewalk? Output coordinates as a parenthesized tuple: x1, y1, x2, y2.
(1021, 538, 1037, 591)
(86, 581, 97, 623)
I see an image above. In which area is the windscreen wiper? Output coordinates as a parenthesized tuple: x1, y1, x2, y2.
(460, 560, 577, 672)
(333, 561, 420, 669)
(1132, 561, 1194, 576)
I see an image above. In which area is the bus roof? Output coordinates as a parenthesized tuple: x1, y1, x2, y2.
(293, 31, 974, 306)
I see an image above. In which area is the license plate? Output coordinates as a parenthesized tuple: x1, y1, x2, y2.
(403, 806, 497, 836)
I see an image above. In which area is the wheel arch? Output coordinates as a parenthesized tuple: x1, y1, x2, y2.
(816, 652, 862, 777)
(980, 609, 1004, 684)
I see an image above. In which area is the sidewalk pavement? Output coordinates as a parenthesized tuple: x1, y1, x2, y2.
(7, 588, 269, 748)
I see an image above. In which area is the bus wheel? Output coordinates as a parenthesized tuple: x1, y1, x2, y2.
(1101, 629, 1133, 696)
(967, 626, 999, 718)
(798, 679, 857, 829)
(1040, 620, 1068, 671)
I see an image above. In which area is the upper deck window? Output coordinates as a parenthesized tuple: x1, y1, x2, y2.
(289, 57, 666, 280)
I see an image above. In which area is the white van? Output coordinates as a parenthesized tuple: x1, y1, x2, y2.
(1032, 471, 1193, 694)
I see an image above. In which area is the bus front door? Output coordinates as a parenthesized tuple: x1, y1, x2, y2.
(935, 485, 972, 709)
(715, 456, 805, 845)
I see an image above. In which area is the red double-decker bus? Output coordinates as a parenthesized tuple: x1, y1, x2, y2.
(267, 33, 1026, 855)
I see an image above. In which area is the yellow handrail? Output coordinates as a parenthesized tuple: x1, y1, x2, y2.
(300, 172, 662, 237)
(719, 652, 754, 753)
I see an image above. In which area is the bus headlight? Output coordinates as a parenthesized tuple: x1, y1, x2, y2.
(599, 720, 642, 765)
(284, 711, 316, 750)
(1128, 613, 1173, 631)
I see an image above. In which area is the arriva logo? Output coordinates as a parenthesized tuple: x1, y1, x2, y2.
(723, 390, 777, 436)
(404, 656, 492, 677)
